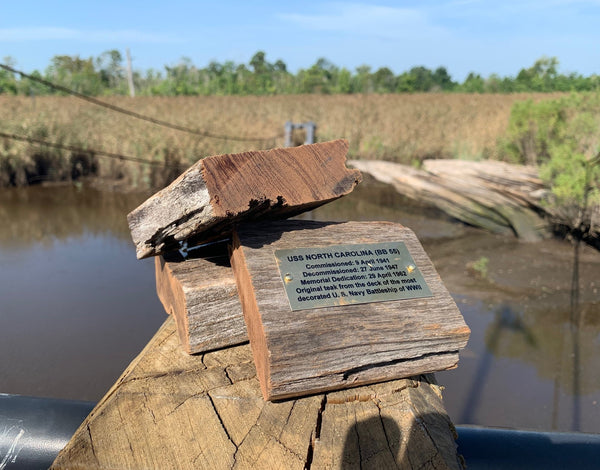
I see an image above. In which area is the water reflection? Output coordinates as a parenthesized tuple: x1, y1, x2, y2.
(0, 185, 163, 402)
(0, 181, 599, 434)
(0, 185, 150, 248)
(460, 303, 537, 424)
(434, 234, 600, 432)
(310, 180, 600, 432)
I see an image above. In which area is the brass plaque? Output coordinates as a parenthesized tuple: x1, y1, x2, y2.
(275, 242, 432, 311)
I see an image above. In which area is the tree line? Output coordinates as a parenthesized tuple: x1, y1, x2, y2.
(2, 50, 600, 96)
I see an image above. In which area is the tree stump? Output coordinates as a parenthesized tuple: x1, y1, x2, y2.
(51, 317, 464, 470)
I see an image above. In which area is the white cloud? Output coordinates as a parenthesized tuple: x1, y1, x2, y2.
(0, 27, 183, 43)
(440, 0, 600, 19)
(278, 3, 448, 40)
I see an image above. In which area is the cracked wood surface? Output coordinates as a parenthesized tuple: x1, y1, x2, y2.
(155, 242, 247, 354)
(127, 139, 361, 259)
(51, 317, 463, 470)
(230, 220, 470, 401)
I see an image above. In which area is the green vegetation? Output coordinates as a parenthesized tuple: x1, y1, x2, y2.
(468, 256, 489, 279)
(2, 52, 600, 97)
(500, 93, 600, 236)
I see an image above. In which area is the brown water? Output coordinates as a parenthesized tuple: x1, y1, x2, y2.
(1, 180, 599, 434)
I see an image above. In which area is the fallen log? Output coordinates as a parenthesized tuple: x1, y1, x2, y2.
(51, 317, 464, 470)
(350, 159, 553, 241)
(351, 158, 600, 248)
(128, 140, 361, 259)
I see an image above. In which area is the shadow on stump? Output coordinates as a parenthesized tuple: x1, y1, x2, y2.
(341, 412, 463, 469)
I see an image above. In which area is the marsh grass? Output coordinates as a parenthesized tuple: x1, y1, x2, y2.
(0, 93, 562, 189)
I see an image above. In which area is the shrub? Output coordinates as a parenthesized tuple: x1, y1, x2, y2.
(500, 93, 600, 232)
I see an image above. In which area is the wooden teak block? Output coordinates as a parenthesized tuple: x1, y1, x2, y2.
(230, 220, 470, 401)
(155, 243, 247, 354)
(128, 139, 361, 259)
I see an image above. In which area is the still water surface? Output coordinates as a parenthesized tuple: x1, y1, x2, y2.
(1, 180, 599, 433)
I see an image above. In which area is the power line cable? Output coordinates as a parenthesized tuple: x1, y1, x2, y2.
(0, 130, 188, 169)
(0, 63, 284, 143)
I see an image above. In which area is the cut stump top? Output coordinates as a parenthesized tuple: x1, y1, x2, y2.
(51, 317, 464, 470)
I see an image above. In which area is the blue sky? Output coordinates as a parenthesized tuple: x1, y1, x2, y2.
(2, 0, 600, 81)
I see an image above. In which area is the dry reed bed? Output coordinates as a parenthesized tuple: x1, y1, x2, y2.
(0, 93, 561, 188)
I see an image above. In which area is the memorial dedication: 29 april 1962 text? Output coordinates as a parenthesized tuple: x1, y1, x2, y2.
(275, 242, 433, 311)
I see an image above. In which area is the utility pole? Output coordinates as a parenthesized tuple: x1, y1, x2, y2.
(126, 48, 135, 97)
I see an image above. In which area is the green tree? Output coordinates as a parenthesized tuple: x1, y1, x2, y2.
(335, 67, 352, 93)
(0, 56, 18, 94)
(395, 66, 437, 92)
(162, 57, 200, 95)
(515, 56, 559, 92)
(248, 51, 275, 94)
(396, 71, 416, 92)
(249, 51, 269, 74)
(372, 67, 395, 93)
(353, 65, 372, 93)
(11, 50, 600, 97)
(432, 67, 455, 91)
(409, 66, 434, 92)
(272, 59, 293, 93)
(461, 72, 485, 93)
(501, 98, 567, 165)
(299, 58, 338, 93)
(45, 55, 104, 95)
(16, 69, 47, 96)
(234, 64, 252, 95)
(96, 49, 125, 92)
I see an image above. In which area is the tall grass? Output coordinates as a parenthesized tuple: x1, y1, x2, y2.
(0, 93, 562, 189)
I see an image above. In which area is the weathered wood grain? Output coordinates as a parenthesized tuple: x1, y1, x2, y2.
(127, 139, 361, 259)
(155, 242, 247, 354)
(51, 317, 464, 470)
(349, 159, 553, 242)
(229, 220, 470, 401)
(312, 380, 463, 469)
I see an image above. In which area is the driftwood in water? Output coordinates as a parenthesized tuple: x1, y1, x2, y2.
(155, 242, 247, 354)
(127, 140, 361, 259)
(229, 220, 470, 401)
(350, 159, 554, 242)
(51, 317, 464, 470)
